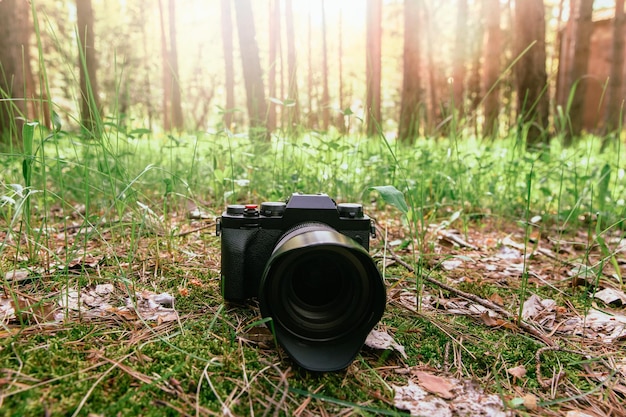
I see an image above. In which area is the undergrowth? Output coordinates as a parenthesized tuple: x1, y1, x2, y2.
(0, 125, 625, 416)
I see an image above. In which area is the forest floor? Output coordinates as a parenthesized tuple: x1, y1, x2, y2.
(1, 202, 625, 416)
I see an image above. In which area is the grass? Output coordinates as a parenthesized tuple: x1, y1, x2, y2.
(0, 120, 625, 415)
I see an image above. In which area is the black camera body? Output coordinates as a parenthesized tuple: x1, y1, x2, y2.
(218, 193, 375, 301)
(217, 193, 386, 372)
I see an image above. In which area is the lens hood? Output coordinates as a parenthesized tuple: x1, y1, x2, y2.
(259, 224, 385, 371)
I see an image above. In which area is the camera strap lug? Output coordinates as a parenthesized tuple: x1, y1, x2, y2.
(216, 217, 222, 236)
(370, 220, 376, 238)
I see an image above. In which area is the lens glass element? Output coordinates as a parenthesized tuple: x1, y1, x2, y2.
(261, 226, 381, 343)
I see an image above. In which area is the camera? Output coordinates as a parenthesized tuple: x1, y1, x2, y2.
(217, 193, 386, 371)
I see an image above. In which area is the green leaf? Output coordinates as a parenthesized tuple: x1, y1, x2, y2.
(369, 185, 408, 214)
(52, 110, 62, 132)
(22, 122, 37, 156)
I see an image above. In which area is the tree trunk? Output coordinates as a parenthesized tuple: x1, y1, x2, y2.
(514, 0, 549, 150)
(285, 0, 300, 131)
(321, 0, 330, 131)
(221, 0, 235, 129)
(234, 0, 269, 141)
(337, 7, 347, 133)
(452, 0, 468, 119)
(423, 2, 439, 134)
(0, 0, 33, 142)
(307, 11, 316, 128)
(604, 0, 625, 139)
(398, 0, 422, 142)
(268, 0, 279, 132)
(366, 0, 382, 137)
(566, 0, 594, 145)
(483, 0, 502, 138)
(76, 0, 101, 136)
(168, 0, 184, 130)
(158, 0, 171, 130)
(556, 0, 576, 110)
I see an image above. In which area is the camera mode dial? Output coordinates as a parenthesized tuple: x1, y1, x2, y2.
(226, 205, 245, 215)
(337, 203, 363, 218)
(260, 202, 287, 217)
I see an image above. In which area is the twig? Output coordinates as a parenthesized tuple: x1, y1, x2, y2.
(174, 222, 216, 237)
(535, 346, 566, 389)
(386, 244, 556, 347)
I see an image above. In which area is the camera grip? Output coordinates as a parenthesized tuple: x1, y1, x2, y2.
(220, 228, 258, 301)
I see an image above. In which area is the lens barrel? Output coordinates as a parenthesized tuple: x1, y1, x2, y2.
(259, 223, 385, 371)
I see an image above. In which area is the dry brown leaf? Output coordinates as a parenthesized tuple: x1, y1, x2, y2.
(506, 365, 527, 379)
(522, 393, 538, 410)
(480, 311, 506, 327)
(394, 376, 510, 416)
(489, 292, 504, 306)
(393, 380, 451, 417)
(414, 371, 455, 399)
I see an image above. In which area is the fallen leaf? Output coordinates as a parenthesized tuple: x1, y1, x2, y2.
(12, 297, 57, 323)
(5, 269, 30, 282)
(507, 365, 527, 379)
(441, 259, 463, 270)
(365, 330, 407, 359)
(522, 393, 537, 410)
(0, 296, 15, 321)
(480, 311, 506, 327)
(522, 294, 556, 327)
(393, 380, 451, 417)
(414, 371, 455, 399)
(393, 376, 511, 417)
(565, 411, 595, 417)
(489, 292, 504, 306)
(594, 288, 626, 306)
(190, 278, 203, 287)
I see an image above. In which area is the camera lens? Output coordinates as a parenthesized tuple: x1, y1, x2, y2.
(259, 223, 385, 371)
(270, 247, 372, 340)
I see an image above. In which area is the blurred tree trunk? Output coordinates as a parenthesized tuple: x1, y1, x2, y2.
(234, 0, 269, 141)
(168, 0, 183, 130)
(514, 0, 549, 150)
(366, 0, 382, 137)
(565, 0, 594, 145)
(268, 0, 279, 132)
(158, 0, 171, 130)
(76, 0, 101, 136)
(285, 0, 300, 131)
(221, 0, 235, 129)
(423, 2, 439, 134)
(0, 0, 33, 142)
(452, 0, 468, 119)
(307, 11, 316, 128)
(337, 7, 347, 133)
(556, 0, 576, 110)
(321, 0, 330, 130)
(398, 0, 422, 142)
(604, 0, 624, 145)
(483, 0, 501, 138)
(139, 0, 154, 130)
(468, 20, 483, 135)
